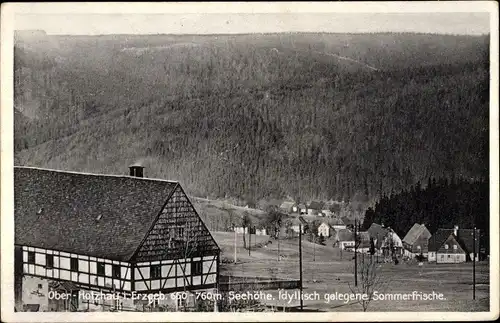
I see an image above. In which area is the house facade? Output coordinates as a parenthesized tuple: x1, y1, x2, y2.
(330, 218, 347, 231)
(317, 222, 333, 238)
(279, 201, 297, 214)
(380, 230, 404, 256)
(334, 229, 354, 250)
(402, 223, 432, 257)
(356, 232, 372, 253)
(298, 204, 307, 215)
(307, 201, 324, 217)
(14, 166, 220, 312)
(428, 226, 480, 263)
(290, 217, 307, 235)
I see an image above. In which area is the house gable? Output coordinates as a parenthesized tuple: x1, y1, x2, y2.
(437, 234, 466, 255)
(132, 185, 220, 262)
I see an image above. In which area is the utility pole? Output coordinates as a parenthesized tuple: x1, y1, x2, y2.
(473, 225, 476, 300)
(278, 229, 280, 261)
(234, 226, 237, 263)
(248, 226, 251, 256)
(354, 218, 358, 286)
(313, 235, 316, 262)
(299, 224, 303, 311)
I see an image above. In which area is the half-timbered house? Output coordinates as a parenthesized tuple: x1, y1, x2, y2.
(402, 223, 432, 257)
(14, 166, 220, 312)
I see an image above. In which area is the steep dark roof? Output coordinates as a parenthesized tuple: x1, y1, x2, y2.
(15, 167, 178, 261)
(329, 218, 346, 226)
(357, 231, 371, 248)
(428, 229, 454, 252)
(403, 223, 431, 245)
(367, 223, 389, 240)
(367, 223, 390, 248)
(337, 229, 354, 241)
(308, 201, 324, 210)
(341, 216, 354, 226)
(428, 228, 480, 253)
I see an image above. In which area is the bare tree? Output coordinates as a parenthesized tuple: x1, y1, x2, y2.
(242, 212, 252, 249)
(348, 255, 389, 312)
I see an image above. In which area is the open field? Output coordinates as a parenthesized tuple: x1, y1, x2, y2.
(214, 234, 490, 312)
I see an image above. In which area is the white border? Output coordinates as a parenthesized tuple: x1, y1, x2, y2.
(1, 2, 499, 322)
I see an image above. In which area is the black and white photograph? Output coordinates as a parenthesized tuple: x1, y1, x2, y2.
(1, 2, 498, 321)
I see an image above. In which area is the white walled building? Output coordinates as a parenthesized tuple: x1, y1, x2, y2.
(14, 166, 221, 312)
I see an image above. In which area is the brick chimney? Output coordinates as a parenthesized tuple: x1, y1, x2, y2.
(129, 165, 144, 178)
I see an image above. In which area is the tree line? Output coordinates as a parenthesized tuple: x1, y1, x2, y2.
(362, 177, 489, 253)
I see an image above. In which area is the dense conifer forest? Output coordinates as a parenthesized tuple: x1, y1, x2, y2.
(362, 178, 489, 252)
(14, 32, 489, 212)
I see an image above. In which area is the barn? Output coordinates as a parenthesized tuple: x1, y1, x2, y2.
(14, 166, 220, 312)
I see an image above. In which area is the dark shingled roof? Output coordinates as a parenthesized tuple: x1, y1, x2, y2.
(403, 223, 431, 245)
(428, 229, 454, 252)
(428, 228, 480, 254)
(367, 223, 391, 248)
(15, 167, 178, 261)
(337, 229, 354, 241)
(341, 216, 354, 226)
(308, 201, 324, 210)
(367, 223, 389, 239)
(357, 231, 371, 248)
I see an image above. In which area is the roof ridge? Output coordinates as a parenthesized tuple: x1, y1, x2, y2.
(15, 166, 179, 184)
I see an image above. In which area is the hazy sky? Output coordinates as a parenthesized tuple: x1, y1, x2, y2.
(15, 12, 490, 36)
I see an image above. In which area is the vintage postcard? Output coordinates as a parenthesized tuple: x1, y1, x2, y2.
(1, 1, 499, 322)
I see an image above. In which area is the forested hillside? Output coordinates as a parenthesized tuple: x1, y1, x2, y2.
(13, 32, 489, 207)
(362, 178, 489, 253)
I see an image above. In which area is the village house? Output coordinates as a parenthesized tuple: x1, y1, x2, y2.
(317, 222, 334, 238)
(255, 228, 267, 236)
(356, 232, 372, 254)
(320, 209, 333, 217)
(233, 227, 248, 234)
(341, 216, 355, 230)
(367, 223, 388, 251)
(380, 229, 404, 256)
(335, 229, 355, 250)
(330, 218, 347, 231)
(402, 223, 432, 257)
(307, 201, 325, 216)
(298, 203, 308, 215)
(279, 201, 297, 214)
(289, 217, 307, 236)
(367, 223, 403, 256)
(428, 226, 480, 264)
(14, 166, 220, 312)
